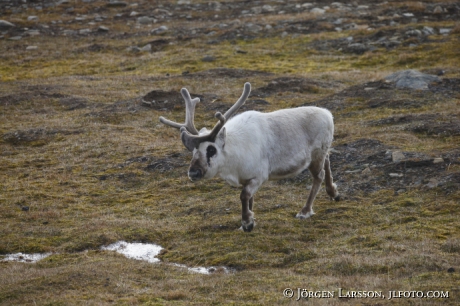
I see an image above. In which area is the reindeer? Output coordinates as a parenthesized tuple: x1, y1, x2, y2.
(159, 82, 339, 232)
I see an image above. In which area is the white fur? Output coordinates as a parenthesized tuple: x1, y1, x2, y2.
(195, 107, 334, 186)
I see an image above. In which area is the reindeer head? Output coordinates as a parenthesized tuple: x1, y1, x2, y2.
(159, 82, 251, 181)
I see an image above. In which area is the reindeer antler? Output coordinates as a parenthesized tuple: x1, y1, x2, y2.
(159, 88, 200, 135)
(181, 82, 251, 151)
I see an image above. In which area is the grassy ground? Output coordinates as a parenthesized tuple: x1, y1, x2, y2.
(1, 0, 459, 305)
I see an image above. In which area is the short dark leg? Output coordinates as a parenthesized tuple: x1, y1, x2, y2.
(240, 179, 260, 232)
(296, 158, 325, 219)
(324, 153, 339, 201)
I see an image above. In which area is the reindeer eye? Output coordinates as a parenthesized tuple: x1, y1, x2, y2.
(206, 145, 217, 158)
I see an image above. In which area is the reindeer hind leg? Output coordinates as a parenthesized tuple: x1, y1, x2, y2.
(324, 153, 340, 201)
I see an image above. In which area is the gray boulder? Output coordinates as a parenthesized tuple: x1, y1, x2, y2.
(384, 70, 440, 90)
(0, 20, 15, 30)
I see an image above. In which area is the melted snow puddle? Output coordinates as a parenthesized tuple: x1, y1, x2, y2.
(1, 241, 230, 275)
(1, 252, 52, 263)
(102, 241, 231, 275)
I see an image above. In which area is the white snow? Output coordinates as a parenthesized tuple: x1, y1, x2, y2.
(2, 252, 52, 263)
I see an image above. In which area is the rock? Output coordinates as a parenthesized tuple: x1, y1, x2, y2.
(27, 16, 39, 21)
(63, 30, 77, 36)
(26, 46, 38, 50)
(130, 11, 139, 17)
(9, 36, 22, 41)
(177, 0, 191, 4)
(262, 5, 275, 12)
(389, 173, 403, 178)
(439, 28, 451, 35)
(310, 8, 325, 14)
(422, 26, 435, 35)
(433, 5, 443, 14)
(0, 20, 15, 30)
(357, 5, 369, 10)
(98, 26, 109, 32)
(362, 167, 371, 175)
(202, 55, 215, 62)
(151, 25, 168, 34)
(433, 157, 444, 164)
(384, 70, 440, 90)
(403, 13, 414, 17)
(406, 29, 421, 37)
(346, 43, 369, 54)
(246, 23, 262, 32)
(79, 28, 91, 35)
(107, 1, 127, 8)
(425, 178, 438, 189)
(392, 151, 405, 162)
(140, 44, 152, 52)
(57, 0, 70, 5)
(25, 30, 40, 36)
(127, 46, 141, 53)
(137, 16, 154, 24)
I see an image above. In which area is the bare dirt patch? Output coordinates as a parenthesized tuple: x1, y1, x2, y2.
(251, 77, 342, 97)
(2, 128, 82, 146)
(370, 113, 460, 136)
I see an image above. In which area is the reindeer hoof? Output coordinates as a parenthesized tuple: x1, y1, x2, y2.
(296, 211, 315, 219)
(241, 219, 255, 232)
(333, 194, 341, 201)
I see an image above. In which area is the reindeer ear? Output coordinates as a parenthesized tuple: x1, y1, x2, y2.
(216, 127, 226, 148)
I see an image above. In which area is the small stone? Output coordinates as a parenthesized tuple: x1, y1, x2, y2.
(0, 20, 15, 30)
(433, 5, 443, 14)
(389, 173, 403, 178)
(202, 55, 215, 62)
(26, 45, 38, 50)
(137, 16, 154, 24)
(262, 5, 275, 12)
(357, 5, 369, 10)
(140, 44, 151, 51)
(151, 25, 168, 34)
(425, 178, 438, 189)
(9, 36, 22, 41)
(27, 16, 39, 21)
(310, 8, 325, 14)
(392, 151, 405, 162)
(57, 0, 70, 5)
(422, 26, 435, 35)
(79, 28, 91, 34)
(130, 11, 139, 17)
(25, 30, 40, 36)
(433, 157, 444, 164)
(127, 46, 141, 53)
(439, 28, 451, 35)
(63, 30, 77, 36)
(98, 26, 109, 32)
(362, 167, 371, 175)
(403, 13, 414, 17)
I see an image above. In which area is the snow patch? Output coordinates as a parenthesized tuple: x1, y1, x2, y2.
(2, 252, 52, 263)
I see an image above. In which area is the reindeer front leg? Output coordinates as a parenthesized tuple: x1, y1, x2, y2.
(240, 179, 260, 232)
